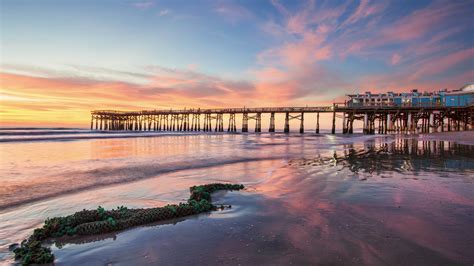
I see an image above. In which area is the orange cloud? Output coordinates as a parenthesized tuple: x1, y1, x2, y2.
(1, 68, 309, 127)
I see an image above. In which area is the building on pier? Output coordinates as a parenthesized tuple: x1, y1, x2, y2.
(346, 84, 474, 107)
(445, 84, 474, 107)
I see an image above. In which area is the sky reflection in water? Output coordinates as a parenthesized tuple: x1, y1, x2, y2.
(0, 133, 473, 264)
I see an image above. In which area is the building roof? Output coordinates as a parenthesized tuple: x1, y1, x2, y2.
(460, 84, 474, 92)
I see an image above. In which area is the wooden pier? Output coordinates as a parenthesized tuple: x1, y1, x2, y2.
(91, 104, 473, 134)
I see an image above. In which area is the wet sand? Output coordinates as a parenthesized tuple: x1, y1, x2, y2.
(1, 132, 473, 265)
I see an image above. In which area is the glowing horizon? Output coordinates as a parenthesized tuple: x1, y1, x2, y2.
(1, 0, 473, 127)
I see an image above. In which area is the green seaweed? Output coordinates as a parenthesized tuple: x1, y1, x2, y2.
(12, 183, 244, 265)
(13, 240, 53, 265)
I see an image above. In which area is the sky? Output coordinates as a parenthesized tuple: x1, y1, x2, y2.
(0, 0, 473, 127)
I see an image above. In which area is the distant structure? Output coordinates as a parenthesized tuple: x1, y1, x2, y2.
(91, 85, 473, 135)
(346, 84, 474, 107)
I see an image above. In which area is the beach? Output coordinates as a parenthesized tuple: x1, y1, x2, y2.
(1, 130, 473, 265)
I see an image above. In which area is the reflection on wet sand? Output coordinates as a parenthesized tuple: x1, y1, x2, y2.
(1, 135, 473, 265)
(260, 139, 474, 264)
(290, 139, 474, 176)
(53, 216, 191, 248)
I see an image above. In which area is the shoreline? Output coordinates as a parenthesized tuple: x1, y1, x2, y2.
(1, 129, 473, 144)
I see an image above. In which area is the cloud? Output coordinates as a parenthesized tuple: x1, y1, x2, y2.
(255, 0, 472, 101)
(252, 1, 356, 102)
(0, 66, 262, 126)
(340, 0, 385, 27)
(132, 1, 155, 10)
(382, 1, 470, 43)
(391, 53, 401, 65)
(270, 0, 290, 16)
(338, 0, 472, 58)
(408, 48, 474, 81)
(0, 63, 151, 84)
(213, 1, 254, 24)
(158, 9, 170, 16)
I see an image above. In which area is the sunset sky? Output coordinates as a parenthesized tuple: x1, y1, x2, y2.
(1, 0, 473, 127)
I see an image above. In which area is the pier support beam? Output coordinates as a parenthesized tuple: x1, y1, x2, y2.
(255, 113, 262, 132)
(216, 114, 223, 132)
(387, 113, 392, 133)
(331, 106, 336, 134)
(228, 113, 236, 132)
(363, 113, 368, 134)
(194, 114, 200, 131)
(299, 112, 304, 133)
(184, 114, 189, 131)
(316, 112, 320, 134)
(441, 113, 445, 132)
(190, 114, 194, 131)
(342, 113, 347, 134)
(284, 112, 290, 133)
(407, 113, 412, 133)
(269, 112, 275, 132)
(429, 112, 434, 133)
(203, 114, 210, 131)
(349, 113, 354, 134)
(242, 113, 248, 132)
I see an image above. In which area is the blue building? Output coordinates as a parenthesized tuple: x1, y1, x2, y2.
(445, 84, 474, 107)
(346, 84, 473, 107)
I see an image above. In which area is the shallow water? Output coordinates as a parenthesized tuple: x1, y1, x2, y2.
(0, 130, 473, 265)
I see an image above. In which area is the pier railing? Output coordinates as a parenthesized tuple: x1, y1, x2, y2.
(92, 106, 334, 116)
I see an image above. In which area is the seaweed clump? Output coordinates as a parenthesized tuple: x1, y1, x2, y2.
(12, 183, 244, 265)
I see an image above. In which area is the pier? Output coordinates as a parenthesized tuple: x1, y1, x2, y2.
(91, 104, 473, 134)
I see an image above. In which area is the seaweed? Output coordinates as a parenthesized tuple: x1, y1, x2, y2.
(12, 183, 244, 265)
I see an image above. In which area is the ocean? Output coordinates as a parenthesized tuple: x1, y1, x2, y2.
(1, 128, 473, 264)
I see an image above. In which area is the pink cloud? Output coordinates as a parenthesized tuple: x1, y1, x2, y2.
(314, 46, 332, 61)
(253, 1, 357, 101)
(408, 48, 474, 81)
(391, 53, 401, 65)
(340, 0, 385, 27)
(256, 0, 471, 98)
(384, 1, 467, 42)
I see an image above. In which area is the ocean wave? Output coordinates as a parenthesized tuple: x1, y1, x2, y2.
(0, 156, 284, 211)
